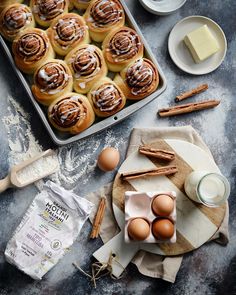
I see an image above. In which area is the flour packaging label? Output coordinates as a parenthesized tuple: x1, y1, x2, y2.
(5, 181, 94, 280)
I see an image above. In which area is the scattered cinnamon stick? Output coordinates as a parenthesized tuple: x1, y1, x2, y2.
(139, 145, 175, 161)
(90, 197, 106, 239)
(175, 84, 208, 102)
(121, 165, 178, 181)
(158, 100, 220, 117)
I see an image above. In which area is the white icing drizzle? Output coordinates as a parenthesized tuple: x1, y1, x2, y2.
(108, 30, 141, 62)
(126, 59, 155, 95)
(92, 84, 121, 112)
(53, 16, 86, 49)
(37, 62, 69, 94)
(4, 5, 32, 31)
(51, 96, 87, 126)
(88, 0, 123, 28)
(33, 0, 65, 21)
(17, 32, 47, 63)
(71, 46, 101, 83)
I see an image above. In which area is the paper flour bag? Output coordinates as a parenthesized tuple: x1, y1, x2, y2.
(5, 181, 94, 280)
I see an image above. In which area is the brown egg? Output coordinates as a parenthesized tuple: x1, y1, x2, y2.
(152, 194, 174, 216)
(97, 147, 120, 172)
(152, 218, 174, 240)
(128, 218, 150, 241)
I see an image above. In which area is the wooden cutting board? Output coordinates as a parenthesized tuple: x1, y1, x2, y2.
(93, 139, 226, 277)
(113, 139, 226, 255)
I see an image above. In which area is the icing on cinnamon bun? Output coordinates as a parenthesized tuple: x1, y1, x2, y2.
(31, 0, 68, 27)
(103, 26, 144, 72)
(65, 44, 107, 94)
(47, 13, 89, 56)
(0, 4, 34, 41)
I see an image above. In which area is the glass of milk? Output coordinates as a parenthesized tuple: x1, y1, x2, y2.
(184, 171, 230, 207)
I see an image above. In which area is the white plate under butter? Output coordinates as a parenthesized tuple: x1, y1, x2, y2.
(168, 16, 227, 75)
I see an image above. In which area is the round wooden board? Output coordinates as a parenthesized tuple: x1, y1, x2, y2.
(112, 139, 226, 256)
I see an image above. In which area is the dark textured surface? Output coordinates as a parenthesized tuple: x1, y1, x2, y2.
(0, 0, 236, 294)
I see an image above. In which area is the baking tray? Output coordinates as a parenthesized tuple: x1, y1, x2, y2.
(0, 0, 167, 146)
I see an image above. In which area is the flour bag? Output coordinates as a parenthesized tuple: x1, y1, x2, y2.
(5, 181, 94, 280)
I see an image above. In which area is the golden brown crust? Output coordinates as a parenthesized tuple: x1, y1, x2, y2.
(12, 28, 55, 74)
(84, 0, 125, 42)
(32, 59, 73, 106)
(48, 92, 95, 134)
(102, 26, 144, 72)
(0, 0, 23, 12)
(72, 0, 91, 10)
(47, 12, 90, 56)
(30, 0, 69, 27)
(65, 44, 107, 94)
(114, 58, 159, 100)
(0, 4, 35, 41)
(87, 77, 126, 117)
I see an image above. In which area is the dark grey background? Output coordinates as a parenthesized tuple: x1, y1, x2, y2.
(0, 0, 236, 294)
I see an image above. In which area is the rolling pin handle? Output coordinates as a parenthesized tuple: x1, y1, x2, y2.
(0, 175, 11, 193)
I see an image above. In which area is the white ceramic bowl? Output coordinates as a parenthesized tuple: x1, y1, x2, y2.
(139, 0, 187, 15)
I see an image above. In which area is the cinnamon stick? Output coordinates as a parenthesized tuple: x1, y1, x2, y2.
(158, 100, 220, 117)
(90, 197, 106, 239)
(121, 165, 178, 181)
(139, 145, 175, 161)
(175, 84, 208, 102)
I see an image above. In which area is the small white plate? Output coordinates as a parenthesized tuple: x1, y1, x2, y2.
(139, 0, 187, 15)
(168, 16, 227, 75)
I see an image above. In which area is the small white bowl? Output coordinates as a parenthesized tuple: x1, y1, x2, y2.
(139, 0, 187, 15)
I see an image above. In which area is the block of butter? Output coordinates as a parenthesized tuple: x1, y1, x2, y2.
(184, 24, 219, 63)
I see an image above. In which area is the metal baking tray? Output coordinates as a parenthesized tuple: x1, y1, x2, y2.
(0, 0, 167, 146)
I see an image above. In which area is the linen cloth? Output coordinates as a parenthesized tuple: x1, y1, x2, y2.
(87, 126, 229, 283)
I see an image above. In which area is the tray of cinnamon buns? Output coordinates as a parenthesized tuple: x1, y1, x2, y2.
(0, 0, 167, 145)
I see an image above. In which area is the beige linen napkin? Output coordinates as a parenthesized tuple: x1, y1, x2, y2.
(87, 126, 229, 283)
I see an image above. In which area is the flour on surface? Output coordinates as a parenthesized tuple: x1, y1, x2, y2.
(2, 96, 125, 191)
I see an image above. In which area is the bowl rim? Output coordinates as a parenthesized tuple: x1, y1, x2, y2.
(139, 0, 187, 15)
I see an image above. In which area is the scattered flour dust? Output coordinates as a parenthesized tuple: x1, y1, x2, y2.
(1, 96, 126, 283)
(2, 96, 125, 191)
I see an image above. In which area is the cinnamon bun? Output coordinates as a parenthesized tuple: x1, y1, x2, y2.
(12, 28, 55, 74)
(47, 13, 90, 56)
(72, 0, 91, 10)
(0, 1, 23, 13)
(114, 58, 159, 100)
(0, 4, 35, 42)
(30, 0, 69, 27)
(65, 44, 107, 94)
(102, 26, 144, 72)
(32, 59, 73, 106)
(87, 77, 126, 117)
(84, 0, 125, 42)
(48, 92, 95, 134)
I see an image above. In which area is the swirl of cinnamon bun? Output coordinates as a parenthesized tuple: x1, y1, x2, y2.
(48, 92, 95, 134)
(0, 4, 35, 41)
(30, 0, 68, 27)
(84, 0, 125, 42)
(114, 58, 159, 100)
(103, 26, 144, 72)
(12, 28, 55, 74)
(87, 78, 126, 117)
(47, 13, 90, 56)
(127, 59, 159, 97)
(32, 59, 73, 105)
(65, 44, 107, 93)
